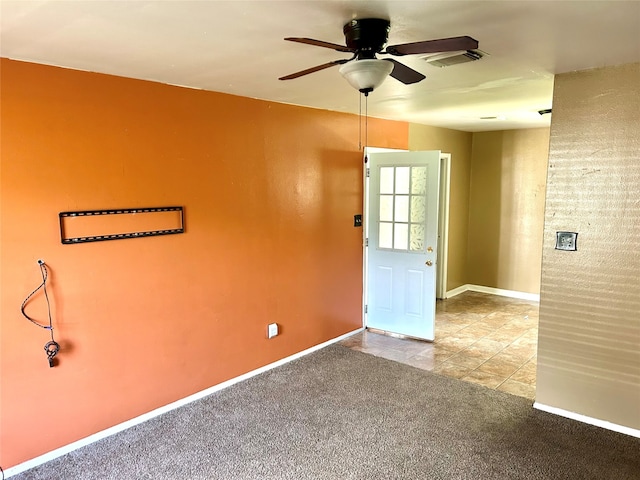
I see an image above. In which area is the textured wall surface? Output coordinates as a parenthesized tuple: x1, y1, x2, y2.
(468, 129, 550, 294)
(0, 59, 409, 468)
(537, 63, 640, 429)
(408, 124, 473, 291)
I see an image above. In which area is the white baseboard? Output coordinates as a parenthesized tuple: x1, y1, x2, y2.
(444, 284, 469, 298)
(445, 284, 539, 302)
(4, 328, 364, 478)
(533, 402, 640, 439)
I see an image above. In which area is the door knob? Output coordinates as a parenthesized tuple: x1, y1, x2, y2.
(425, 260, 433, 266)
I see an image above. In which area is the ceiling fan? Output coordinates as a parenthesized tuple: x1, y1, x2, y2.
(279, 18, 479, 94)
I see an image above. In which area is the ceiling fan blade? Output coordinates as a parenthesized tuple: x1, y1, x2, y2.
(385, 36, 479, 56)
(279, 59, 349, 80)
(284, 37, 354, 53)
(384, 59, 426, 85)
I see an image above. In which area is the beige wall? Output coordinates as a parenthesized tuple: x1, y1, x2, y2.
(467, 129, 550, 293)
(408, 124, 473, 291)
(537, 63, 640, 430)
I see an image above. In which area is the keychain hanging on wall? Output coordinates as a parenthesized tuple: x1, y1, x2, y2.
(21, 260, 60, 367)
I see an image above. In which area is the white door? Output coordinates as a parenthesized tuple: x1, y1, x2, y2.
(366, 151, 440, 340)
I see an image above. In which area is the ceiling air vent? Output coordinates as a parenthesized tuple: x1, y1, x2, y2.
(422, 50, 486, 68)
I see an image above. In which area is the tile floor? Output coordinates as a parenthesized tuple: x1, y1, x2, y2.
(339, 291, 539, 400)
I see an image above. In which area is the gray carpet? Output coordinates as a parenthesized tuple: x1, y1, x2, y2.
(13, 345, 640, 479)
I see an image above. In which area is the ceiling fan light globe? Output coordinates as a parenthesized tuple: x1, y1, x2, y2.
(339, 59, 393, 93)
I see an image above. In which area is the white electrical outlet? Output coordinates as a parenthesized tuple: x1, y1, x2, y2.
(267, 323, 278, 339)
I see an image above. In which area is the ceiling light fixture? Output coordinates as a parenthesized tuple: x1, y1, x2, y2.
(339, 59, 393, 95)
(339, 59, 394, 151)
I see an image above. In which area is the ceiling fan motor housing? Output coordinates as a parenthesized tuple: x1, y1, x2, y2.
(343, 18, 390, 59)
(280, 19, 477, 88)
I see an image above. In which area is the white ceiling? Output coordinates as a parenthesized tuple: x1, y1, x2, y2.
(2, 1, 639, 132)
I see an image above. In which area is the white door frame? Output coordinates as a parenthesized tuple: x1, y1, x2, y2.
(362, 148, 451, 327)
(437, 154, 451, 300)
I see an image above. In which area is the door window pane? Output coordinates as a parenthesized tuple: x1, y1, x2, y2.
(380, 195, 393, 222)
(394, 223, 408, 250)
(380, 167, 394, 194)
(379, 222, 393, 249)
(395, 167, 410, 194)
(411, 166, 427, 195)
(410, 224, 425, 251)
(410, 195, 425, 223)
(394, 195, 409, 222)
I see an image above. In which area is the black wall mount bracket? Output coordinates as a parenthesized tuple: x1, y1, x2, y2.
(59, 206, 184, 244)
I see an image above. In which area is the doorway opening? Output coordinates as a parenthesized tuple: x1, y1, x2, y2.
(357, 148, 538, 400)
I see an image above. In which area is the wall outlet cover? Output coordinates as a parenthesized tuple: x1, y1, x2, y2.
(555, 231, 578, 251)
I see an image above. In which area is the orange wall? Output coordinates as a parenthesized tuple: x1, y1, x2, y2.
(0, 59, 408, 468)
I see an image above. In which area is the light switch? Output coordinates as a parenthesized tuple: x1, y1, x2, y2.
(267, 323, 279, 339)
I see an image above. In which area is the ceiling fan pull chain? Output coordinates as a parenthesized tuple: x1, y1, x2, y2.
(365, 92, 369, 149)
(358, 93, 362, 150)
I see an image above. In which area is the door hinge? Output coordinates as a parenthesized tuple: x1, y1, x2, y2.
(365, 238, 369, 247)
(365, 304, 368, 314)
(366, 168, 370, 178)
